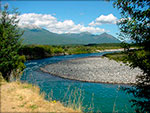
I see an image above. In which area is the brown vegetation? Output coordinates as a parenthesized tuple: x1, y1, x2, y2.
(0, 81, 81, 112)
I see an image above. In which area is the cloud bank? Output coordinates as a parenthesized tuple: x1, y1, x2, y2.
(18, 13, 105, 34)
(89, 14, 117, 26)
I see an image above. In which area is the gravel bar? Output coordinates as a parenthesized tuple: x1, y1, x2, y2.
(41, 57, 142, 84)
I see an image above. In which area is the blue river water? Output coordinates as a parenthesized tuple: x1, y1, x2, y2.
(21, 52, 135, 112)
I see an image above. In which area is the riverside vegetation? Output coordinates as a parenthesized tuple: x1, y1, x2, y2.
(18, 43, 137, 60)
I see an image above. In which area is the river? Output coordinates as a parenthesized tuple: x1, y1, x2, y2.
(21, 52, 134, 112)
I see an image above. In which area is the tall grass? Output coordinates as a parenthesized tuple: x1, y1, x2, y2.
(48, 86, 84, 111)
(66, 87, 83, 111)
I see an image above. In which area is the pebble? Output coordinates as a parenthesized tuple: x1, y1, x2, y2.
(41, 57, 142, 84)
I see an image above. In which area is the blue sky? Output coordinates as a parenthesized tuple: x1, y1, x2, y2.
(2, 1, 122, 38)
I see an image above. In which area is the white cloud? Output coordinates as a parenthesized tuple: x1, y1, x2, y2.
(89, 14, 117, 26)
(17, 13, 105, 34)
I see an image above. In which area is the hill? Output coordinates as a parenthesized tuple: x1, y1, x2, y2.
(21, 28, 121, 45)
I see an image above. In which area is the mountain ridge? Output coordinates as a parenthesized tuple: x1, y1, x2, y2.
(21, 28, 121, 45)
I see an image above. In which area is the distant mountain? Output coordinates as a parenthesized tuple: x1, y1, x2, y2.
(21, 28, 121, 45)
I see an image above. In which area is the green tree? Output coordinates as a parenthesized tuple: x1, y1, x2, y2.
(0, 5, 25, 81)
(120, 41, 130, 52)
(114, 0, 150, 112)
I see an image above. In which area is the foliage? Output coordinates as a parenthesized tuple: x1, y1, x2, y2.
(66, 46, 96, 55)
(19, 43, 126, 60)
(120, 42, 130, 52)
(0, 5, 25, 81)
(53, 46, 64, 54)
(19, 45, 54, 60)
(114, 0, 150, 112)
(103, 52, 127, 62)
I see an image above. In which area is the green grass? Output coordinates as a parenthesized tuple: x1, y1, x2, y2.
(29, 105, 38, 110)
(103, 51, 127, 62)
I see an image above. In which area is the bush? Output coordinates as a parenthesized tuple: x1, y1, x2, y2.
(0, 5, 25, 81)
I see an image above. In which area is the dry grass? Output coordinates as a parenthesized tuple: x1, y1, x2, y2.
(0, 81, 81, 112)
(0, 73, 6, 86)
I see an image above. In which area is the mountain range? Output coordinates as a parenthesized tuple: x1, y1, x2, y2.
(21, 28, 121, 45)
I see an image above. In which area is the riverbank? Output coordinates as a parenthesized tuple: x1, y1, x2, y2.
(41, 57, 142, 85)
(0, 80, 81, 112)
(19, 44, 127, 60)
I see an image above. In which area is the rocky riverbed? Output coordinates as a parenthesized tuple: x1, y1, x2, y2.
(41, 57, 142, 84)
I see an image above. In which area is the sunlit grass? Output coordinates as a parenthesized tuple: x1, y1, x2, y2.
(0, 80, 81, 112)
